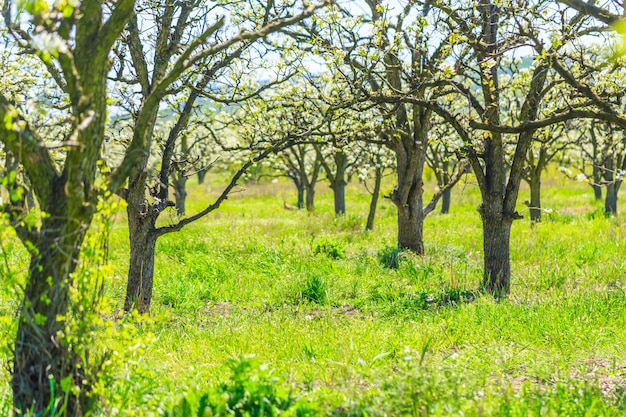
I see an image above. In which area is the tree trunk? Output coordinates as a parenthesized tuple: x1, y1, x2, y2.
(480, 204, 512, 297)
(397, 200, 425, 254)
(330, 151, 348, 216)
(440, 160, 451, 214)
(603, 158, 617, 215)
(197, 169, 207, 185)
(332, 181, 346, 215)
(605, 183, 618, 215)
(529, 174, 542, 222)
(124, 214, 158, 314)
(440, 188, 451, 214)
(173, 174, 187, 216)
(366, 166, 382, 231)
(297, 186, 305, 209)
(592, 161, 603, 200)
(305, 183, 315, 212)
(124, 173, 159, 314)
(12, 226, 91, 415)
(593, 183, 602, 201)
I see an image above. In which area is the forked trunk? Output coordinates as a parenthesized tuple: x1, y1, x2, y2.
(480, 205, 512, 297)
(529, 175, 541, 222)
(366, 166, 382, 231)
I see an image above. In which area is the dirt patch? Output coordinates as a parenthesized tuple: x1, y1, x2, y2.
(572, 357, 626, 397)
(201, 301, 232, 317)
(303, 305, 367, 320)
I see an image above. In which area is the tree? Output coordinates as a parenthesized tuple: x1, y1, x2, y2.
(110, 0, 330, 313)
(420, 0, 594, 295)
(1, 0, 135, 413)
(301, 0, 468, 253)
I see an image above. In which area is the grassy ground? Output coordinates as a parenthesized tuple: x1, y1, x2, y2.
(1, 170, 626, 415)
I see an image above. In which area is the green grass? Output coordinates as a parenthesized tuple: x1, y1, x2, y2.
(1, 172, 626, 415)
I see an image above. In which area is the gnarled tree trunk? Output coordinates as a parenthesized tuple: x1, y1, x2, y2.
(13, 241, 85, 415)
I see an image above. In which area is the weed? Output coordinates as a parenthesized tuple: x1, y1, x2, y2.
(299, 274, 329, 305)
(314, 237, 345, 260)
(377, 245, 407, 269)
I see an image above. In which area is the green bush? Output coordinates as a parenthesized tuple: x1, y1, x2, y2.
(163, 356, 320, 417)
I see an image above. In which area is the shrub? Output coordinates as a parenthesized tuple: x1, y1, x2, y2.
(163, 356, 321, 417)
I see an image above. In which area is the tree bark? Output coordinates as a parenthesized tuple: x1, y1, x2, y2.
(366, 166, 382, 231)
(124, 170, 159, 313)
(332, 181, 346, 215)
(124, 208, 158, 314)
(480, 203, 512, 296)
(297, 186, 305, 209)
(605, 182, 618, 215)
(529, 173, 542, 222)
(197, 169, 207, 184)
(397, 197, 425, 254)
(305, 183, 316, 212)
(173, 174, 188, 216)
(440, 160, 451, 214)
(12, 219, 91, 416)
(603, 157, 618, 215)
(440, 188, 451, 214)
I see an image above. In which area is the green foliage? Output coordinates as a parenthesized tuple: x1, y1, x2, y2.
(163, 356, 316, 417)
(377, 245, 407, 269)
(3, 175, 626, 415)
(314, 237, 345, 260)
(298, 274, 329, 305)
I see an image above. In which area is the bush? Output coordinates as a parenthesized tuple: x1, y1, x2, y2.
(163, 356, 320, 417)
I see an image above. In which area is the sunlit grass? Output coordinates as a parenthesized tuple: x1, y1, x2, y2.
(1, 170, 626, 415)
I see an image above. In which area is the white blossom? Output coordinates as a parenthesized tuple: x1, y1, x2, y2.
(31, 31, 69, 55)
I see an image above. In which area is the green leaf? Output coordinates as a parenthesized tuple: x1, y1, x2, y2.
(614, 19, 626, 56)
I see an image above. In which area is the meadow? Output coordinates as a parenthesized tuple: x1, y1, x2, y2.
(1, 170, 626, 416)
